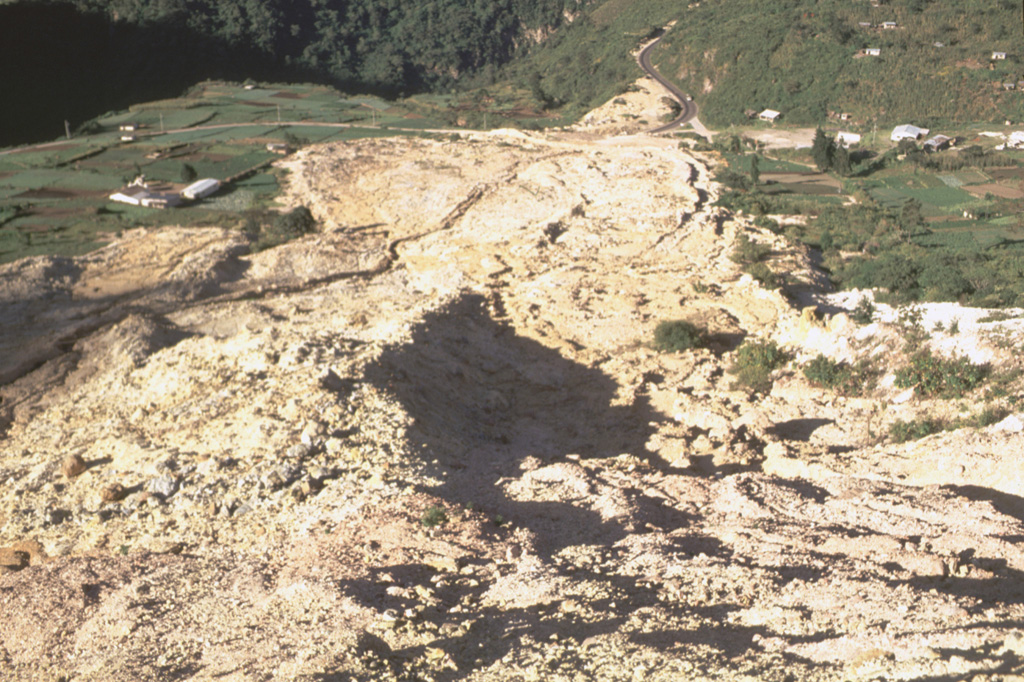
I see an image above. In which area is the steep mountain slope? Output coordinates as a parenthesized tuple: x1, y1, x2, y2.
(650, 0, 1024, 126)
(514, 0, 1024, 127)
(2, 85, 1024, 680)
(0, 0, 575, 146)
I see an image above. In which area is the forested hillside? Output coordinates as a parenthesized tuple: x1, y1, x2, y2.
(652, 0, 1024, 126)
(0, 0, 575, 146)
(468, 0, 1024, 130)
(5, 0, 1023, 148)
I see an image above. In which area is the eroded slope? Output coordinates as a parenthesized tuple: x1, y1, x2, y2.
(1, 118, 1024, 681)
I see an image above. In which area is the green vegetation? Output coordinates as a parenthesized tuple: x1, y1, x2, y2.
(851, 297, 876, 324)
(180, 163, 198, 183)
(730, 233, 772, 265)
(889, 406, 1008, 443)
(6, 0, 1024, 148)
(420, 505, 449, 528)
(0, 0, 578, 146)
(730, 233, 781, 288)
(505, 0, 682, 122)
(714, 134, 1024, 307)
(731, 339, 789, 393)
(653, 0, 1024, 128)
(802, 355, 875, 396)
(888, 417, 945, 443)
(894, 349, 987, 398)
(0, 81, 442, 264)
(247, 206, 317, 252)
(652, 320, 705, 352)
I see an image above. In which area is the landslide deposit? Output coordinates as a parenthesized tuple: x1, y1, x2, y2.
(3, 82, 1024, 681)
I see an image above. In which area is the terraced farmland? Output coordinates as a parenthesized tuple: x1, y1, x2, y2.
(0, 81, 447, 263)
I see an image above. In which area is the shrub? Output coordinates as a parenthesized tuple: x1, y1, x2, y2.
(851, 297, 875, 324)
(653, 320, 705, 352)
(889, 405, 1008, 443)
(966, 406, 1008, 428)
(754, 215, 779, 233)
(421, 506, 448, 528)
(894, 350, 987, 398)
(731, 339, 789, 393)
(802, 355, 876, 396)
(745, 261, 780, 288)
(803, 354, 851, 390)
(730, 233, 771, 265)
(889, 418, 943, 443)
(252, 205, 318, 251)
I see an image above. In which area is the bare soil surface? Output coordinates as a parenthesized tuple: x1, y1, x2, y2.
(2, 85, 1024, 681)
(746, 128, 817, 150)
(965, 182, 1024, 199)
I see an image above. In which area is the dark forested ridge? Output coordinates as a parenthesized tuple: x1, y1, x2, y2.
(0, 0, 575, 147)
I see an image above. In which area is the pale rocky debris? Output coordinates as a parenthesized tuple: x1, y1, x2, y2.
(0, 83, 1022, 681)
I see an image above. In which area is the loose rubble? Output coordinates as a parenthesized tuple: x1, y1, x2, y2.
(1, 84, 1024, 681)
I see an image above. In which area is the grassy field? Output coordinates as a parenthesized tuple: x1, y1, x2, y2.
(0, 81, 450, 264)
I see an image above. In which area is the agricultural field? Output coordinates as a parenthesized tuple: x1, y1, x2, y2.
(714, 124, 1024, 225)
(0, 82, 448, 264)
(705, 121, 1024, 305)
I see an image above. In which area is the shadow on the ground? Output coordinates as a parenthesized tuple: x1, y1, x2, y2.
(945, 485, 1024, 525)
(768, 418, 835, 442)
(362, 292, 666, 551)
(350, 292, 841, 678)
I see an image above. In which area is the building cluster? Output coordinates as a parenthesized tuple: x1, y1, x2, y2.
(890, 124, 953, 152)
(109, 177, 221, 209)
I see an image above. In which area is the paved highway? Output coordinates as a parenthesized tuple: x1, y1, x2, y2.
(637, 29, 698, 134)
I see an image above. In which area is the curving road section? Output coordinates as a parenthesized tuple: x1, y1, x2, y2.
(637, 29, 700, 134)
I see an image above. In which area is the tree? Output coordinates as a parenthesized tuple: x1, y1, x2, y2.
(811, 127, 834, 172)
(899, 198, 924, 232)
(526, 70, 552, 109)
(180, 163, 197, 183)
(897, 138, 918, 154)
(832, 144, 851, 176)
(749, 153, 760, 186)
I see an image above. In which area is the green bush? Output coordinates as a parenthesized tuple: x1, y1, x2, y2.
(745, 261, 780, 289)
(731, 339, 789, 393)
(730, 233, 772, 266)
(653, 320, 705, 352)
(965, 406, 1008, 428)
(251, 205, 318, 251)
(889, 405, 1008, 443)
(754, 215, 781, 234)
(804, 355, 877, 395)
(894, 350, 987, 398)
(851, 297, 875, 325)
(421, 506, 448, 528)
(889, 418, 944, 443)
(803, 355, 853, 392)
